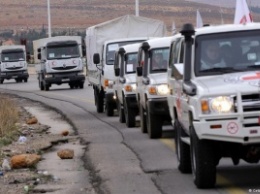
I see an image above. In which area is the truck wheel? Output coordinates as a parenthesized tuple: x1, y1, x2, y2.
(139, 104, 147, 133)
(69, 83, 74, 89)
(190, 126, 216, 188)
(95, 89, 104, 113)
(44, 83, 50, 91)
(106, 100, 114, 116)
(79, 82, 84, 89)
(117, 100, 125, 123)
(0, 79, 3, 84)
(40, 81, 44, 91)
(174, 120, 191, 173)
(147, 105, 162, 139)
(24, 78, 28, 83)
(124, 98, 135, 128)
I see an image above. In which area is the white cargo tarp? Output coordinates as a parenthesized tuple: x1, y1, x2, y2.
(86, 14, 167, 67)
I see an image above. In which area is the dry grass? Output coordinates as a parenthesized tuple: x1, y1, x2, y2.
(0, 97, 19, 140)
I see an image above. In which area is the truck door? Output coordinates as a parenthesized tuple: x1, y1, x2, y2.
(168, 39, 185, 124)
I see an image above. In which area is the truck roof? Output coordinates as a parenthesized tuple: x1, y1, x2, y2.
(33, 36, 82, 47)
(104, 37, 148, 44)
(195, 23, 260, 36)
(0, 45, 25, 52)
(143, 36, 173, 49)
(120, 43, 142, 53)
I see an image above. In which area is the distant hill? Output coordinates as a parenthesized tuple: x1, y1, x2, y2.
(186, 0, 260, 8)
(0, 0, 260, 34)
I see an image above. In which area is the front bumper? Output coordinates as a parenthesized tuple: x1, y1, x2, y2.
(194, 117, 260, 144)
(125, 94, 138, 109)
(147, 98, 170, 116)
(45, 72, 85, 85)
(0, 71, 29, 80)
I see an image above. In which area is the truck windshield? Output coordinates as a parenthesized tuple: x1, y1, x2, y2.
(195, 30, 260, 76)
(150, 48, 169, 73)
(125, 52, 138, 74)
(106, 40, 144, 65)
(1, 51, 25, 62)
(47, 44, 79, 60)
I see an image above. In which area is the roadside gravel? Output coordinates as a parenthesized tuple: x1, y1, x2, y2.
(0, 93, 95, 194)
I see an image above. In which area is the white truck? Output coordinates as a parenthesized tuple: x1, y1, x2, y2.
(114, 43, 141, 127)
(33, 36, 85, 91)
(86, 14, 166, 116)
(0, 45, 29, 84)
(168, 23, 260, 188)
(136, 36, 172, 138)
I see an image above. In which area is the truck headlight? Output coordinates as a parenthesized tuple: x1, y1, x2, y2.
(148, 84, 170, 95)
(201, 96, 234, 114)
(124, 83, 136, 92)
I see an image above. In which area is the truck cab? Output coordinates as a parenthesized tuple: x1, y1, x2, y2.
(136, 36, 172, 138)
(0, 45, 29, 84)
(168, 23, 260, 188)
(34, 36, 85, 91)
(114, 43, 141, 127)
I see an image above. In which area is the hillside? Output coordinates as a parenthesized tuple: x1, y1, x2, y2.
(0, 0, 259, 34)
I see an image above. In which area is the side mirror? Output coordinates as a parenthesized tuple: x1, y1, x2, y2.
(114, 67, 120, 76)
(93, 53, 100, 64)
(136, 66, 142, 77)
(183, 81, 197, 96)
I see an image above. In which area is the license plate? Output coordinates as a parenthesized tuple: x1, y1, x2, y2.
(12, 76, 18, 78)
(62, 78, 70, 82)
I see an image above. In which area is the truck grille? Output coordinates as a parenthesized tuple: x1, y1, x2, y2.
(6, 67, 23, 70)
(52, 66, 77, 71)
(235, 94, 260, 112)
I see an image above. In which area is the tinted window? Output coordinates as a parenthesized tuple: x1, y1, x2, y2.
(150, 48, 169, 73)
(195, 30, 260, 76)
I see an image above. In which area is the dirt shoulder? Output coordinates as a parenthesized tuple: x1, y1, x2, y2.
(0, 94, 95, 194)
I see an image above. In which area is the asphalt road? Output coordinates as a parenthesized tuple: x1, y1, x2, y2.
(0, 73, 259, 194)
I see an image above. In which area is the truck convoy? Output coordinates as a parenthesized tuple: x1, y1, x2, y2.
(168, 23, 260, 188)
(0, 45, 29, 84)
(33, 36, 85, 91)
(86, 15, 166, 115)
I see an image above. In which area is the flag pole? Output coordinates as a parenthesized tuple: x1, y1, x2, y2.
(135, 0, 139, 16)
(47, 0, 52, 37)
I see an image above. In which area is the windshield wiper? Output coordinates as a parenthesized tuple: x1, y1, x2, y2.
(200, 67, 242, 73)
(152, 69, 167, 72)
(246, 64, 260, 69)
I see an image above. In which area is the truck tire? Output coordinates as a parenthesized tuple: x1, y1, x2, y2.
(174, 120, 191, 173)
(69, 83, 75, 89)
(124, 97, 135, 128)
(106, 100, 114, 116)
(95, 88, 104, 113)
(79, 82, 84, 89)
(146, 103, 162, 139)
(40, 81, 44, 91)
(24, 78, 28, 83)
(44, 82, 50, 91)
(139, 104, 147, 133)
(0, 79, 3, 84)
(190, 126, 216, 188)
(117, 100, 125, 123)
